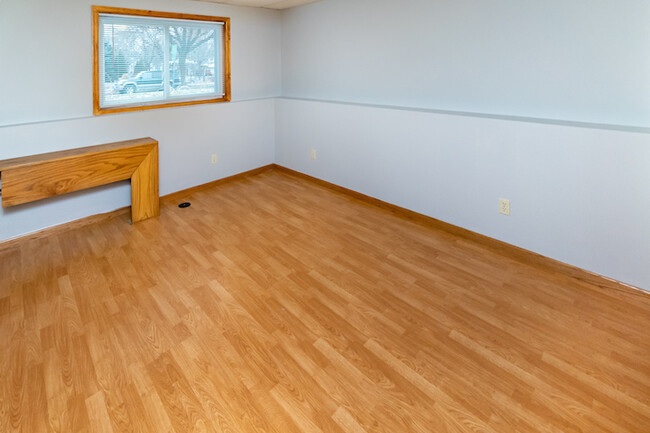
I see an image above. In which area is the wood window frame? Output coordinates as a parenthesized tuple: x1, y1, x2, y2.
(92, 6, 231, 116)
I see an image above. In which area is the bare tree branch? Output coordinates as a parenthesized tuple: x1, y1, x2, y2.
(168, 26, 216, 85)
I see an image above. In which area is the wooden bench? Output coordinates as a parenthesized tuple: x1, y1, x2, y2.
(0, 137, 159, 224)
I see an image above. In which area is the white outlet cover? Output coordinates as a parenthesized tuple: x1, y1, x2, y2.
(499, 198, 511, 216)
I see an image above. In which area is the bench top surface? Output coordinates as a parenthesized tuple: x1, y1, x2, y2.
(0, 137, 157, 171)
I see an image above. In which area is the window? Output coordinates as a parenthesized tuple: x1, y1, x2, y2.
(92, 6, 230, 115)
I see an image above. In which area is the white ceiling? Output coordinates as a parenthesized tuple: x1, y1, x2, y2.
(195, 0, 323, 10)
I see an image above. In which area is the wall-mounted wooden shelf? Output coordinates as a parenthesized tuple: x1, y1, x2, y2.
(0, 137, 159, 223)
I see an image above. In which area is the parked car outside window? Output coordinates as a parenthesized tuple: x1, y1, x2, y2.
(115, 70, 180, 94)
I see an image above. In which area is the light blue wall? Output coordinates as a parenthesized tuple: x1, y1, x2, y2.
(282, 0, 650, 127)
(0, 0, 282, 126)
(277, 0, 650, 289)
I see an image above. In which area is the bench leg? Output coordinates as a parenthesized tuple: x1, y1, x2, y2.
(130, 145, 159, 223)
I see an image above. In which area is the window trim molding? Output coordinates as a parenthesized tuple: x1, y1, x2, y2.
(92, 6, 231, 116)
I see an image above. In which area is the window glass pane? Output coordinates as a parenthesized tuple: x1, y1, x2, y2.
(101, 21, 165, 107)
(168, 24, 221, 99)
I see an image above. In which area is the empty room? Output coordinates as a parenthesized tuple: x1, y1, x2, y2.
(0, 0, 649, 432)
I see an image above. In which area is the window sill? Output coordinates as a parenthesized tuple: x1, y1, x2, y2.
(93, 95, 231, 116)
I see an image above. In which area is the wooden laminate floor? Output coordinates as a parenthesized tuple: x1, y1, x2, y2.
(0, 168, 649, 433)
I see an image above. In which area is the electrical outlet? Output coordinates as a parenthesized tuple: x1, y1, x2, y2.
(499, 198, 511, 216)
(310, 149, 317, 160)
(211, 153, 218, 164)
